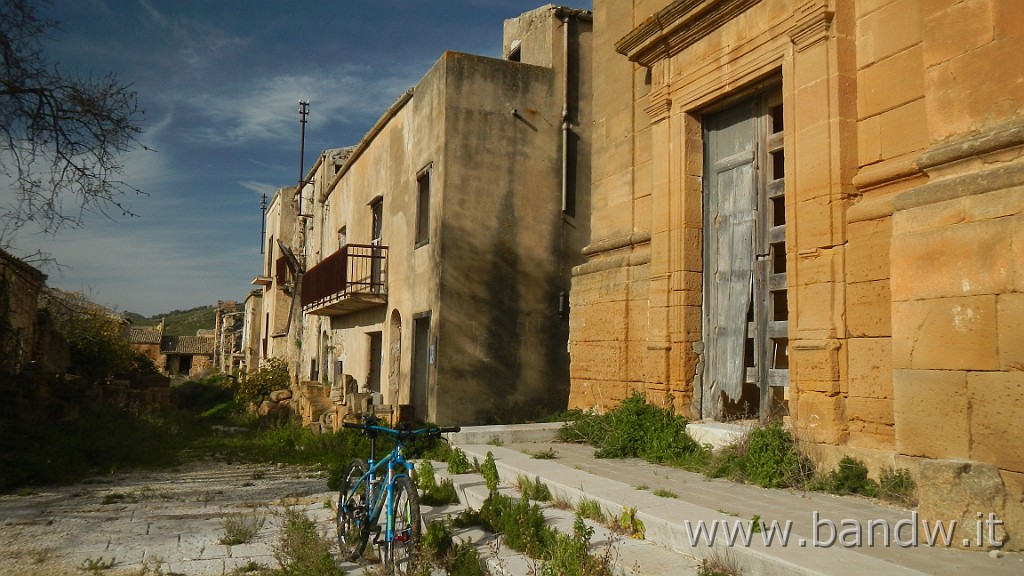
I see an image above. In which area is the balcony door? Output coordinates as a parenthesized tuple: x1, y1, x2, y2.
(370, 199, 383, 293)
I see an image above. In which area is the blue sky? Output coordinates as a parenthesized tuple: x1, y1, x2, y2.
(11, 0, 591, 316)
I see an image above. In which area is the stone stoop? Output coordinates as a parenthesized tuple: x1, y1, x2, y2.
(449, 445, 1004, 576)
(430, 463, 702, 576)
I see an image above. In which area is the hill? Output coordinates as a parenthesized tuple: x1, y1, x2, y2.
(128, 305, 217, 336)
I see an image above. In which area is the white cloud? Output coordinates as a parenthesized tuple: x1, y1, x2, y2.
(178, 65, 418, 146)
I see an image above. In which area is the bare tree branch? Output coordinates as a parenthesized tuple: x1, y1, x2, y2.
(0, 0, 146, 250)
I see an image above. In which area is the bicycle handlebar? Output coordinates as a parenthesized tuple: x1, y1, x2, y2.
(341, 420, 461, 439)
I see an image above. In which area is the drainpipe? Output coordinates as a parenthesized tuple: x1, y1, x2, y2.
(560, 11, 570, 214)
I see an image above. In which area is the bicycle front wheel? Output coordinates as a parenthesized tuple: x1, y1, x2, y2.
(380, 475, 422, 575)
(336, 458, 370, 561)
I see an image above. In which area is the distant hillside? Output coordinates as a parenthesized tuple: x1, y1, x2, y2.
(129, 305, 217, 336)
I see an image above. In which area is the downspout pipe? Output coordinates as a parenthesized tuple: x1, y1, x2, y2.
(560, 11, 570, 214)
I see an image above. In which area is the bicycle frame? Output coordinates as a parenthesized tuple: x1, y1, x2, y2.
(338, 418, 460, 572)
(353, 431, 414, 545)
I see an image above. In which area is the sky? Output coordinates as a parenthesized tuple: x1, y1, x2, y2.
(8, 0, 592, 316)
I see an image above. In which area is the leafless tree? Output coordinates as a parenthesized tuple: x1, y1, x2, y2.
(0, 0, 145, 252)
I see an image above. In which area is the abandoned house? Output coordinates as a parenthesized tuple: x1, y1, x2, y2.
(253, 5, 593, 425)
(0, 249, 68, 376)
(569, 0, 1023, 549)
(252, 186, 300, 365)
(128, 320, 215, 377)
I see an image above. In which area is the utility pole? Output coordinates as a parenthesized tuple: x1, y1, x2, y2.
(259, 191, 267, 254)
(298, 100, 311, 218)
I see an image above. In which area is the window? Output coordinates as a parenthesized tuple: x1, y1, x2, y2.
(338, 226, 347, 249)
(507, 40, 521, 62)
(370, 199, 383, 246)
(415, 165, 431, 247)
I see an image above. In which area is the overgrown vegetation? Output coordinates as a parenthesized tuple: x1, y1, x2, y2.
(560, 393, 915, 505)
(878, 465, 917, 506)
(236, 357, 290, 405)
(420, 519, 486, 576)
(220, 509, 267, 545)
(41, 288, 159, 380)
(0, 376, 370, 493)
(446, 446, 473, 475)
(559, 392, 708, 469)
(515, 474, 553, 502)
(273, 509, 344, 576)
(416, 459, 460, 506)
(460, 491, 614, 576)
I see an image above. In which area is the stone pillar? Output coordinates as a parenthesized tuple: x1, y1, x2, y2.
(787, 3, 856, 446)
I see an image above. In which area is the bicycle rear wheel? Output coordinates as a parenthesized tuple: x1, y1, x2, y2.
(380, 475, 422, 575)
(336, 458, 370, 560)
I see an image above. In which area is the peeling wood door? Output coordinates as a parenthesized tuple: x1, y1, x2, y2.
(702, 87, 788, 421)
(703, 99, 757, 418)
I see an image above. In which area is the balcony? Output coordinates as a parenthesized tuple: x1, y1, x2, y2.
(301, 243, 388, 316)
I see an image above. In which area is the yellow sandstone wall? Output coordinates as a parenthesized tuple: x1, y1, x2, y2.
(571, 2, 1024, 542)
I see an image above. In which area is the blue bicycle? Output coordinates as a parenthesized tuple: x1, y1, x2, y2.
(336, 416, 460, 574)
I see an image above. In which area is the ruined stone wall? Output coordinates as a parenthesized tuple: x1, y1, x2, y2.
(0, 251, 46, 374)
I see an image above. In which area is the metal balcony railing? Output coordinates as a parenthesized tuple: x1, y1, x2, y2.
(301, 243, 388, 315)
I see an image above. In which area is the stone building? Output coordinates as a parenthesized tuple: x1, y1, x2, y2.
(239, 289, 263, 374)
(161, 334, 214, 376)
(569, 0, 1023, 549)
(255, 5, 593, 425)
(251, 186, 300, 368)
(0, 249, 49, 375)
(128, 322, 163, 366)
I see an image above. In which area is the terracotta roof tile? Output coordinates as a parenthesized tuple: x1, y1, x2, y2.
(129, 327, 163, 345)
(161, 335, 214, 355)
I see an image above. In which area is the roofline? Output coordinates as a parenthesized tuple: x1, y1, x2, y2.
(321, 88, 415, 202)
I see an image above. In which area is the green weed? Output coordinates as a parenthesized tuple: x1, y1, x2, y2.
(516, 474, 553, 502)
(480, 451, 500, 493)
(525, 447, 558, 459)
(878, 466, 917, 506)
(652, 488, 677, 498)
(446, 447, 472, 475)
(575, 497, 606, 523)
(273, 509, 343, 576)
(220, 509, 266, 545)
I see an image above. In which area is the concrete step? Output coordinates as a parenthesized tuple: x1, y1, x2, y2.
(432, 463, 701, 575)
(450, 445, 938, 576)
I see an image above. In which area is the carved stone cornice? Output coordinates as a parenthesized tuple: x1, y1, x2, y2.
(787, 0, 834, 51)
(614, 0, 763, 67)
(645, 87, 673, 123)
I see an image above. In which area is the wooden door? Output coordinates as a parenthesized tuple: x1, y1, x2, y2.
(702, 88, 788, 420)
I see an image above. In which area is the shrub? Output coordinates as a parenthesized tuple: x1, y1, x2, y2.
(479, 492, 550, 556)
(816, 456, 878, 497)
(742, 422, 811, 489)
(560, 392, 708, 468)
(446, 447, 472, 475)
(878, 466, 917, 506)
(236, 357, 289, 405)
